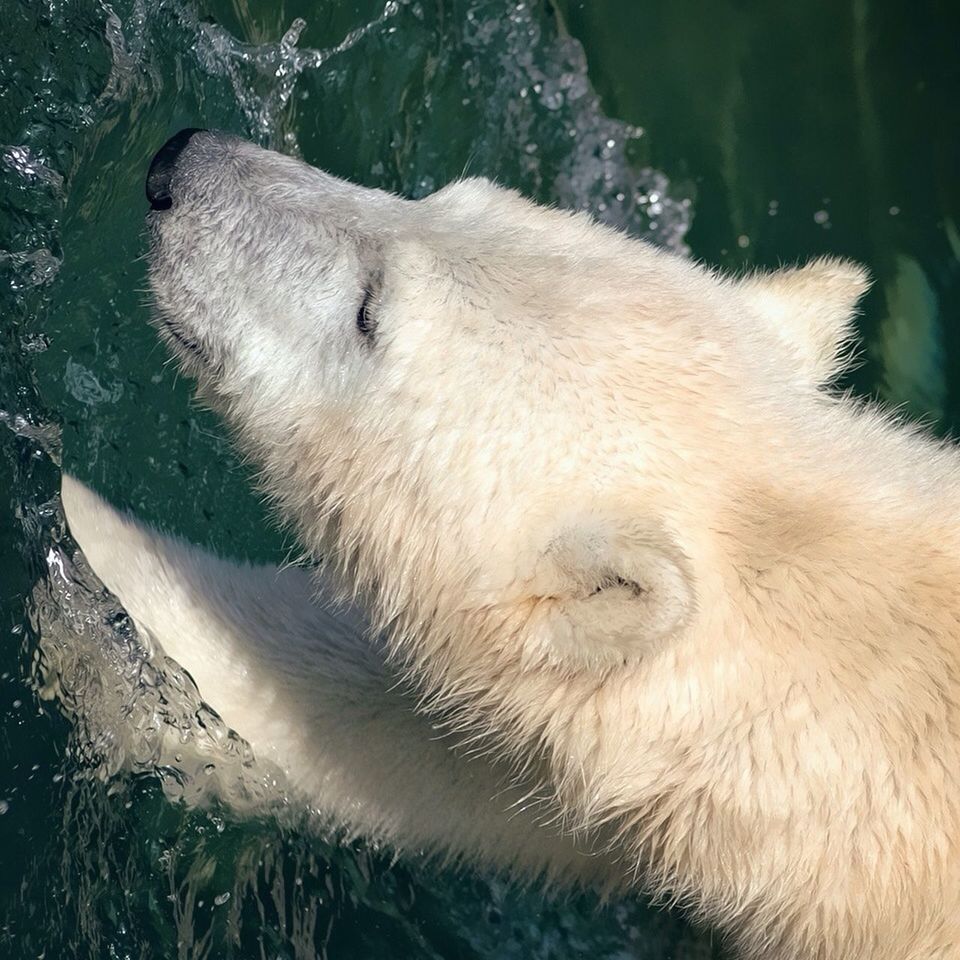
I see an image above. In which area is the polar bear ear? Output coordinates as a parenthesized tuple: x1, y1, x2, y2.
(535, 518, 695, 671)
(740, 257, 871, 385)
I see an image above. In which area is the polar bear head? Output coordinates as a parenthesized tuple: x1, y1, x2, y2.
(147, 130, 868, 721)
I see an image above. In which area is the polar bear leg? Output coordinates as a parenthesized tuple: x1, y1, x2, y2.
(59, 475, 607, 885)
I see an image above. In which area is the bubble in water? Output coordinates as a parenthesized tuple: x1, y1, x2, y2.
(20, 332, 50, 354)
(1, 146, 64, 189)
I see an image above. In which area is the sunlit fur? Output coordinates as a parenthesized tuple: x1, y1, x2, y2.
(67, 132, 960, 958)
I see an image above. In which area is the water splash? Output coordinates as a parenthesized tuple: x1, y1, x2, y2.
(191, 1, 402, 152)
(179, 0, 693, 250)
(0, 409, 62, 455)
(460, 0, 693, 250)
(33, 507, 279, 810)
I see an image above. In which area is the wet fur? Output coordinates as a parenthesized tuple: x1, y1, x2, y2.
(65, 133, 960, 958)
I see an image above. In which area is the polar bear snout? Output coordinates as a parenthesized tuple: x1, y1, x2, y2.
(145, 128, 206, 210)
(144, 128, 270, 220)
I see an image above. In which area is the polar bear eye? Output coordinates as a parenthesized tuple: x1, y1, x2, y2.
(356, 288, 377, 341)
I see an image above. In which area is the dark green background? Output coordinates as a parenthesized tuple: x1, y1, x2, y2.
(1, 1, 957, 957)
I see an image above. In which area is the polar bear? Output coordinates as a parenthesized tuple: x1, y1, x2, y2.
(62, 129, 960, 960)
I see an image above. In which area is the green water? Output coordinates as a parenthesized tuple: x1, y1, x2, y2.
(1, 1, 957, 957)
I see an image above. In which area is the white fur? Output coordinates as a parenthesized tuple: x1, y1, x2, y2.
(65, 132, 960, 959)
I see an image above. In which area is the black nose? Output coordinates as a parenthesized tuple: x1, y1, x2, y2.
(146, 128, 205, 210)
